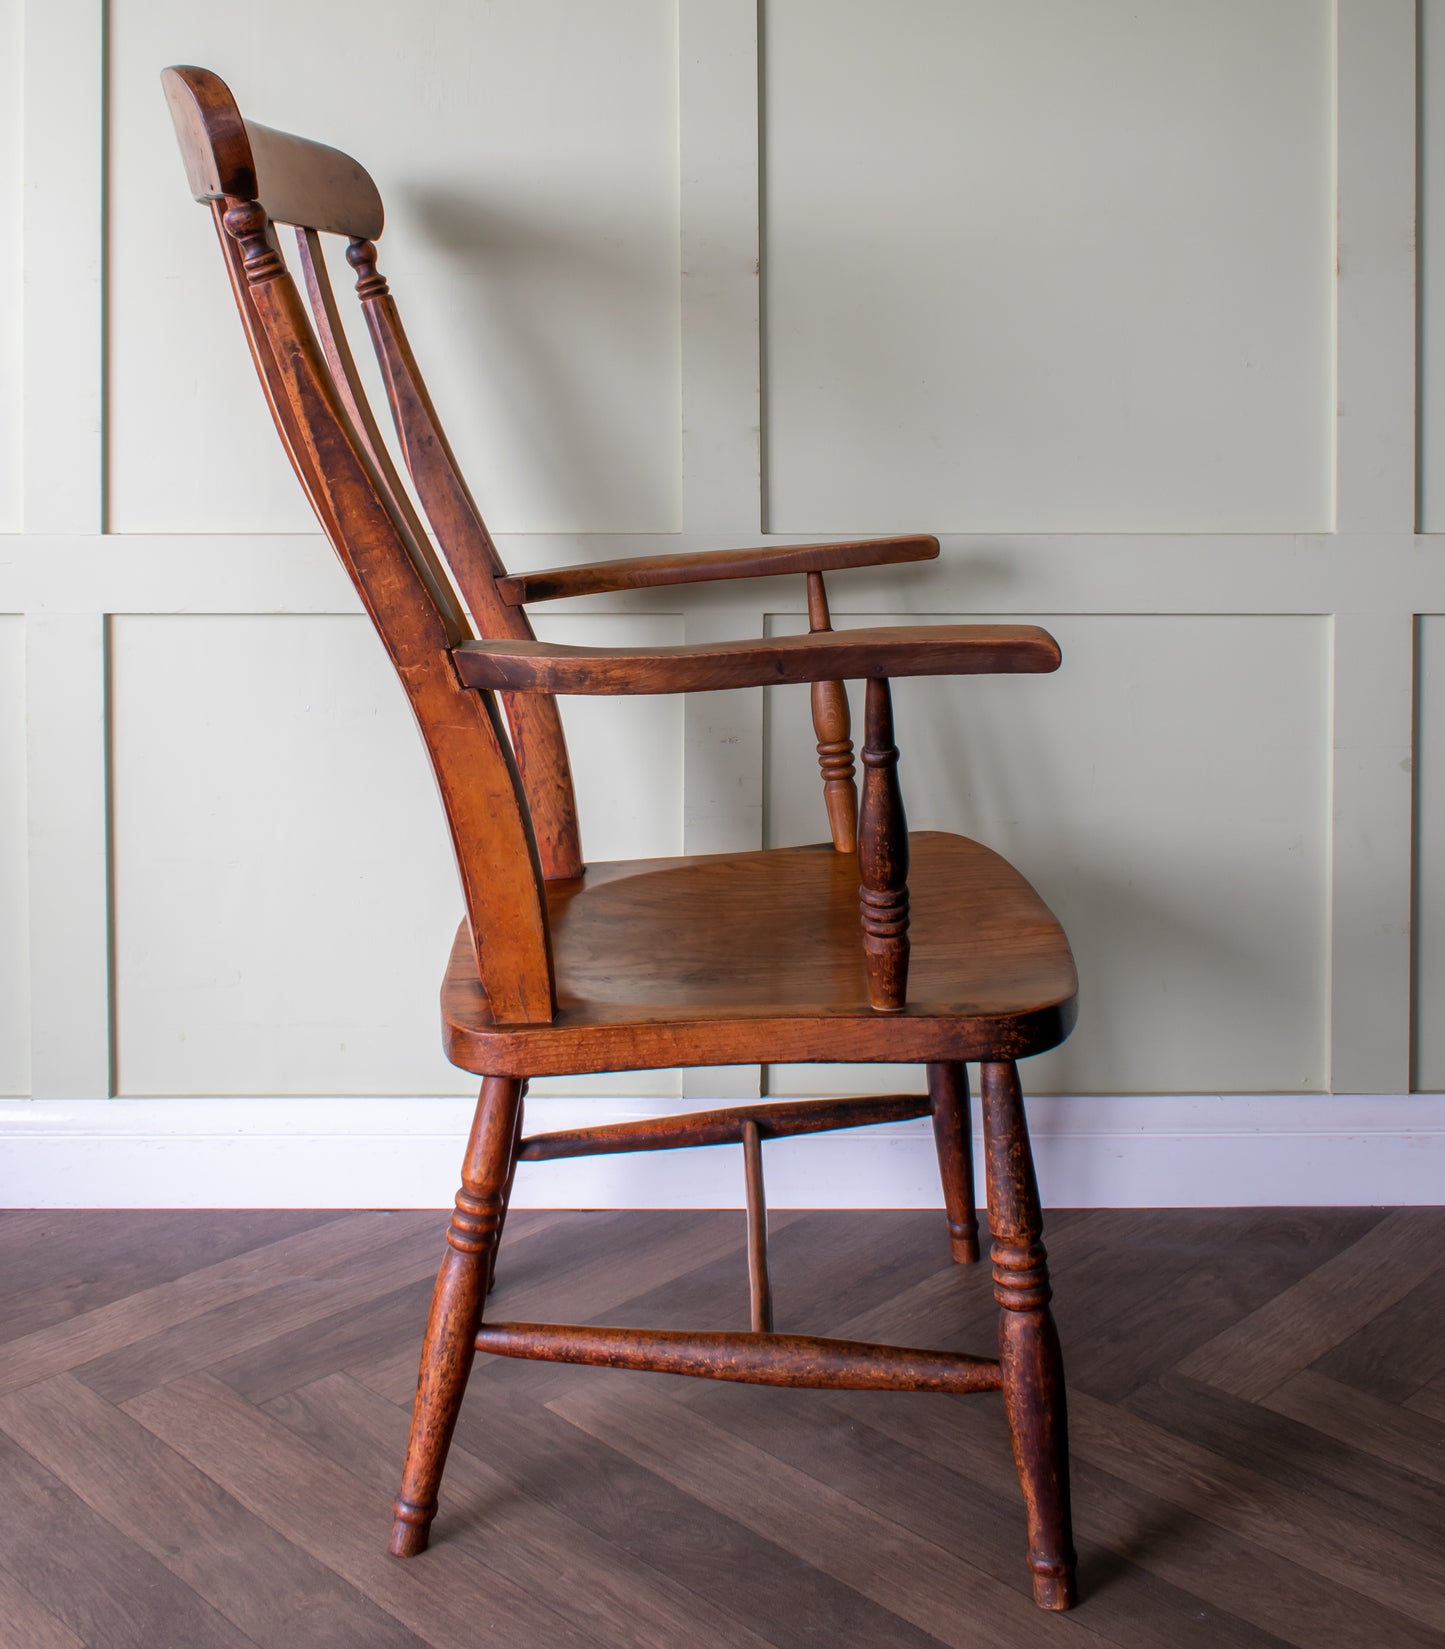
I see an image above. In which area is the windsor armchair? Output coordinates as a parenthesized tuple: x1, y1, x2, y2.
(163, 66, 1080, 1611)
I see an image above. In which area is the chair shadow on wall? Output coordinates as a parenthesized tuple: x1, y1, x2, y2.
(399, 190, 1285, 1160)
(404, 184, 677, 532)
(900, 642, 1293, 1128)
(392, 187, 1308, 1116)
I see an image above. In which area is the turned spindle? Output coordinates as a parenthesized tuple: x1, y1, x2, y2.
(857, 676, 910, 1011)
(221, 199, 286, 285)
(806, 572, 858, 853)
(346, 235, 391, 300)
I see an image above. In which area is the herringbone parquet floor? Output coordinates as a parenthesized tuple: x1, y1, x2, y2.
(1, 1206, 1441, 1648)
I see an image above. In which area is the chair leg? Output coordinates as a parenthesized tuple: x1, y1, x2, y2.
(486, 1085, 526, 1296)
(927, 1061, 979, 1263)
(979, 1060, 1077, 1611)
(389, 1074, 524, 1558)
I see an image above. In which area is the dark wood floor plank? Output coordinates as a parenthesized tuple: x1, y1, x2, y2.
(1044, 1209, 1385, 1404)
(1069, 1385, 1445, 1631)
(744, 1209, 962, 1338)
(0, 1372, 429, 1649)
(1260, 1370, 1445, 1487)
(1174, 1209, 1443, 1401)
(815, 1208, 1236, 1372)
(2, 1207, 1441, 1648)
(121, 1371, 606, 1649)
(1405, 1373, 1445, 1425)
(547, 1380, 1110, 1649)
(1126, 1372, 1445, 1554)
(0, 1211, 434, 1397)
(680, 1378, 1293, 1649)
(451, 1376, 956, 1649)
(855, 1391, 1445, 1649)
(355, 1210, 764, 1405)
(0, 1563, 89, 1649)
(72, 1222, 449, 1404)
(0, 1428, 257, 1649)
(0, 1210, 340, 1346)
(1309, 1264, 1445, 1403)
(211, 1210, 571, 1405)
(267, 1371, 799, 1649)
(212, 1275, 436, 1404)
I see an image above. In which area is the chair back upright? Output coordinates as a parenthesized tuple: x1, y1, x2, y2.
(162, 64, 581, 1025)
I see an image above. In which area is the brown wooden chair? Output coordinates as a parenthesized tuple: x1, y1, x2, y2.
(163, 66, 1080, 1611)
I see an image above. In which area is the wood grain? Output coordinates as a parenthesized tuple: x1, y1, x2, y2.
(163, 67, 384, 238)
(444, 833, 1078, 1076)
(1069, 1386, 1445, 1632)
(452, 622, 1062, 695)
(517, 1091, 932, 1160)
(495, 534, 940, 604)
(0, 1565, 88, 1649)
(0, 1424, 255, 1648)
(122, 1373, 601, 1649)
(1175, 1207, 1445, 1401)
(268, 1372, 783, 1649)
(0, 1372, 427, 1649)
(3, 1209, 1443, 1648)
(548, 1382, 1083, 1649)
(0, 1212, 425, 1397)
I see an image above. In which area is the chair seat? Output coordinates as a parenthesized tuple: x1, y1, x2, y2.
(443, 830, 1077, 1076)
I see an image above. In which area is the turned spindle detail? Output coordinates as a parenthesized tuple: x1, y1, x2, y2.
(858, 676, 910, 1011)
(980, 1061, 1076, 1611)
(221, 199, 286, 285)
(806, 572, 858, 853)
(346, 236, 391, 300)
(390, 1075, 523, 1558)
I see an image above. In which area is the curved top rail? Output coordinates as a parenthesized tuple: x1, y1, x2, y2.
(162, 65, 384, 239)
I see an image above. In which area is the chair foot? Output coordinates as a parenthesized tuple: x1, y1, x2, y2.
(1031, 1565, 1077, 1611)
(390, 1076, 523, 1556)
(981, 1060, 1078, 1612)
(949, 1231, 981, 1266)
(388, 1498, 436, 1558)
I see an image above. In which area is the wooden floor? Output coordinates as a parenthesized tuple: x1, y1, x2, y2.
(0, 1206, 1442, 1648)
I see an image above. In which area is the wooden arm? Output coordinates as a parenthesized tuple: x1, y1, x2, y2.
(494, 535, 940, 605)
(453, 623, 1060, 696)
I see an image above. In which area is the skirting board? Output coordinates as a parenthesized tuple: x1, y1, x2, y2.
(1, 1094, 1442, 1209)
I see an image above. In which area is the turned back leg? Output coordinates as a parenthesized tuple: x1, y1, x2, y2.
(487, 1084, 527, 1295)
(927, 1061, 979, 1263)
(979, 1059, 1076, 1610)
(390, 1074, 523, 1557)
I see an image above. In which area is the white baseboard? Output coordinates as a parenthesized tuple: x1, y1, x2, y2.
(1, 1093, 1442, 1209)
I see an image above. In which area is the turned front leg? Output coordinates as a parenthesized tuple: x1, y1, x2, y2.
(390, 1074, 524, 1557)
(858, 676, 909, 1011)
(806, 572, 858, 853)
(980, 1060, 1076, 1610)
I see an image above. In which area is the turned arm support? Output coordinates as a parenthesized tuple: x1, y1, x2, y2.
(451, 623, 1060, 696)
(493, 534, 939, 605)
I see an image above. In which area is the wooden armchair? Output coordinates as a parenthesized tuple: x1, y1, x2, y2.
(163, 66, 1080, 1612)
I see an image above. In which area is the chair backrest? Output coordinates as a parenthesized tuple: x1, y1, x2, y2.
(162, 64, 583, 1025)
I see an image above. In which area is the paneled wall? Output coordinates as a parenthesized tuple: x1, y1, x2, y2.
(3, 0, 1442, 1207)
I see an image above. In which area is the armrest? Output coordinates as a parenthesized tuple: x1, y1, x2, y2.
(494, 535, 939, 605)
(453, 623, 1060, 696)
